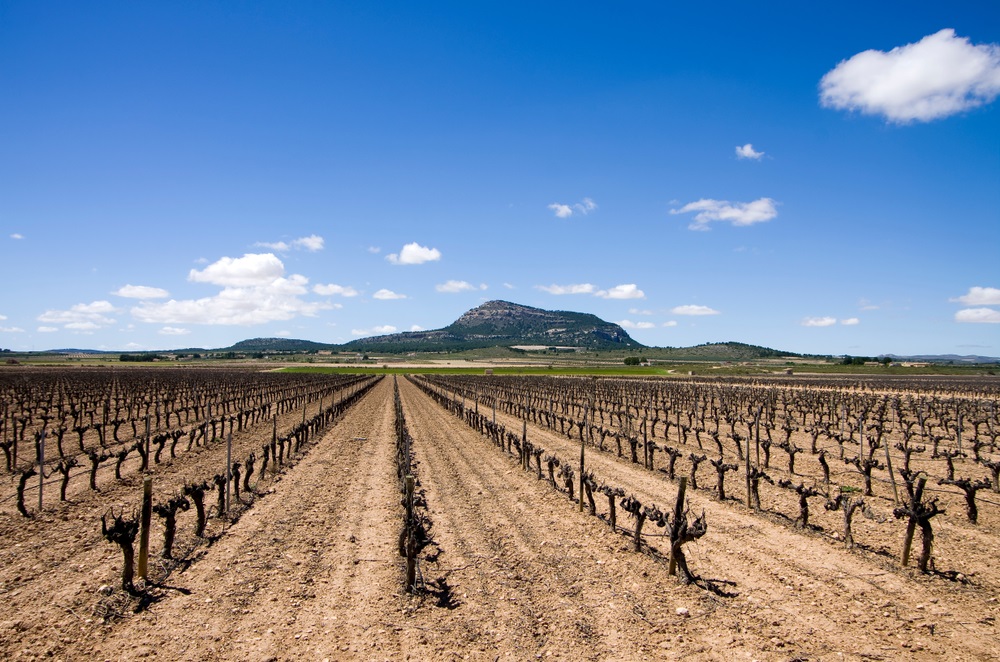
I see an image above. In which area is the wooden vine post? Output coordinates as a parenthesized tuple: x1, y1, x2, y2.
(668, 477, 688, 576)
(744, 433, 752, 509)
(37, 430, 45, 512)
(404, 474, 416, 591)
(579, 405, 588, 512)
(883, 436, 900, 506)
(271, 415, 278, 474)
(225, 432, 232, 514)
(137, 476, 153, 581)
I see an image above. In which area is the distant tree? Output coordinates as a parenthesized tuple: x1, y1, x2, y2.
(624, 356, 642, 366)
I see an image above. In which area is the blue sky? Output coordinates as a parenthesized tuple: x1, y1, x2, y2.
(2, 2, 998, 355)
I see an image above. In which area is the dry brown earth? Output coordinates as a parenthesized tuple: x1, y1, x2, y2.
(1, 376, 996, 661)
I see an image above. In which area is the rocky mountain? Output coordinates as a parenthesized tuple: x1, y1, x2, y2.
(343, 300, 641, 351)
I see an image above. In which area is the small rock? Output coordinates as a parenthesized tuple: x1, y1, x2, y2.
(676, 607, 689, 617)
(97, 585, 114, 596)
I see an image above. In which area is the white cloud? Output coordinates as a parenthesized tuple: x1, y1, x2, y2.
(859, 298, 880, 311)
(10, 233, 23, 240)
(114, 284, 170, 299)
(820, 29, 1000, 123)
(802, 316, 838, 327)
(670, 197, 778, 230)
(548, 198, 597, 218)
(436, 280, 478, 293)
(671, 305, 720, 316)
(536, 283, 595, 295)
(410, 325, 424, 332)
(189, 253, 285, 287)
(351, 325, 398, 336)
(373, 289, 407, 300)
(503, 283, 515, 290)
(65, 321, 100, 332)
(256, 235, 325, 253)
(37, 326, 58, 333)
(0, 314, 5, 320)
(159, 326, 190, 336)
(132, 255, 329, 326)
(628, 308, 653, 316)
(596, 284, 645, 300)
(293, 234, 324, 251)
(841, 317, 861, 326)
(275, 330, 292, 337)
(618, 319, 655, 330)
(386, 242, 441, 265)
(662, 320, 678, 327)
(256, 241, 290, 252)
(38, 300, 118, 329)
(955, 308, 1000, 323)
(0, 326, 24, 333)
(368, 246, 381, 254)
(548, 203, 573, 218)
(952, 286, 1000, 306)
(736, 144, 764, 159)
(313, 283, 359, 297)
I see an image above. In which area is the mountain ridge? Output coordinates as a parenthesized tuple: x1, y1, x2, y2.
(23, 300, 996, 362)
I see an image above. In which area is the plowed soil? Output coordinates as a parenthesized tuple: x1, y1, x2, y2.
(3, 376, 997, 661)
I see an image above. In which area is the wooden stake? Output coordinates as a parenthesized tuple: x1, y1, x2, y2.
(38, 430, 45, 512)
(271, 415, 278, 474)
(744, 433, 752, 509)
(138, 476, 153, 581)
(225, 432, 232, 514)
(405, 475, 416, 591)
(883, 434, 900, 506)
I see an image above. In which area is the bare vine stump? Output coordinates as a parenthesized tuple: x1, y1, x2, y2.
(895, 474, 945, 572)
(153, 495, 190, 559)
(16, 467, 37, 517)
(939, 477, 990, 523)
(101, 509, 140, 594)
(57, 457, 78, 501)
(184, 482, 208, 537)
(825, 492, 864, 548)
(243, 453, 256, 493)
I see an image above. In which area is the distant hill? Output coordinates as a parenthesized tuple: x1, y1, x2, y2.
(884, 353, 1000, 364)
(650, 341, 800, 362)
(227, 337, 334, 353)
(342, 300, 640, 352)
(30, 301, 919, 361)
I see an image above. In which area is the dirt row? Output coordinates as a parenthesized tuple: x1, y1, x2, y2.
(15, 376, 997, 661)
(0, 380, 367, 660)
(437, 377, 999, 660)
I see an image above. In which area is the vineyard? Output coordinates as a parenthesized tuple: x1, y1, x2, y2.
(1, 368, 997, 660)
